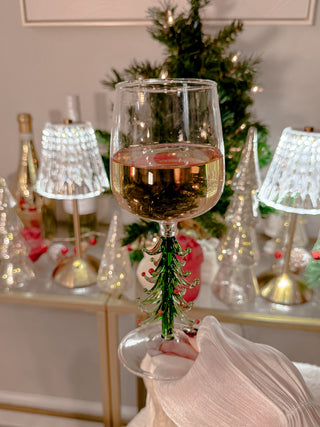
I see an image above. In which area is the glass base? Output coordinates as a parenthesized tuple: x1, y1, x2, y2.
(118, 322, 198, 381)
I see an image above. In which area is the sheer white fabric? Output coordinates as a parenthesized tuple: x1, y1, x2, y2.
(129, 316, 320, 426)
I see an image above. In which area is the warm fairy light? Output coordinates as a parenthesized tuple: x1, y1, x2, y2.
(160, 69, 168, 79)
(251, 85, 263, 93)
(167, 10, 174, 26)
(240, 123, 246, 130)
(231, 52, 240, 63)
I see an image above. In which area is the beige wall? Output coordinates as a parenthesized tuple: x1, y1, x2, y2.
(1, 1, 320, 235)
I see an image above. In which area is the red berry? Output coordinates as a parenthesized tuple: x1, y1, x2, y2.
(312, 250, 320, 260)
(141, 272, 146, 277)
(195, 319, 200, 325)
(157, 309, 163, 316)
(127, 245, 132, 252)
(274, 250, 283, 259)
(61, 246, 68, 255)
(88, 236, 97, 246)
(148, 268, 154, 275)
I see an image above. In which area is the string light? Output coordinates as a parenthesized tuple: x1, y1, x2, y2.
(251, 85, 263, 93)
(231, 51, 241, 63)
(160, 69, 168, 79)
(167, 10, 174, 26)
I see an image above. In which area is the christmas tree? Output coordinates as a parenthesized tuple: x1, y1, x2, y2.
(103, 0, 271, 237)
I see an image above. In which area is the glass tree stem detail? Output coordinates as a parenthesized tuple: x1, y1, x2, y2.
(140, 233, 196, 340)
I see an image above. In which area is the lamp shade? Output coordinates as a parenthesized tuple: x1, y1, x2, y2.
(36, 122, 109, 199)
(258, 127, 320, 215)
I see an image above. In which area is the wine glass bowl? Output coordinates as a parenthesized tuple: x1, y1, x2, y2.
(110, 79, 224, 379)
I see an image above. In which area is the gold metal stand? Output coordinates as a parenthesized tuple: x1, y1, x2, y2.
(259, 213, 313, 305)
(52, 199, 99, 288)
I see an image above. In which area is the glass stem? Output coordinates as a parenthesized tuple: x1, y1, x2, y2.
(160, 222, 177, 238)
(282, 212, 297, 275)
(159, 222, 178, 340)
(140, 221, 194, 341)
(161, 236, 175, 340)
(72, 199, 82, 259)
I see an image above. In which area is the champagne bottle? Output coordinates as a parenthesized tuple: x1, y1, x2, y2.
(14, 113, 57, 239)
(62, 95, 98, 234)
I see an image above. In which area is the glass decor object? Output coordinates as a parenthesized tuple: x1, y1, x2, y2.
(213, 127, 261, 306)
(36, 122, 109, 288)
(97, 207, 133, 296)
(0, 177, 35, 288)
(111, 79, 224, 380)
(258, 127, 320, 304)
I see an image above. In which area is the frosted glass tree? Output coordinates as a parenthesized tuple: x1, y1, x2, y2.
(213, 127, 261, 305)
(0, 177, 34, 287)
(97, 207, 134, 297)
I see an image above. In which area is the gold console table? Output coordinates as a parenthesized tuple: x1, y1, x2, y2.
(1, 249, 319, 427)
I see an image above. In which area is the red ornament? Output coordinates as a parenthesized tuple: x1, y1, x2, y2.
(88, 236, 97, 246)
(29, 245, 48, 262)
(141, 271, 146, 277)
(195, 319, 200, 325)
(127, 244, 132, 252)
(148, 268, 155, 275)
(21, 226, 48, 262)
(158, 309, 163, 316)
(274, 250, 283, 259)
(312, 250, 320, 260)
(61, 246, 68, 255)
(176, 234, 204, 303)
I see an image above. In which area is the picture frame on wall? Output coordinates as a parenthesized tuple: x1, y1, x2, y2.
(20, 0, 316, 27)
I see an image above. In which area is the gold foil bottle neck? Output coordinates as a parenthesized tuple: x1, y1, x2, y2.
(17, 113, 32, 134)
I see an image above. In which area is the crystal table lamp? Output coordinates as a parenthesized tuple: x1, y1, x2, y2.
(36, 122, 109, 288)
(258, 127, 320, 304)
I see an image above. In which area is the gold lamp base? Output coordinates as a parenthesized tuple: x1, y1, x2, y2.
(258, 270, 313, 305)
(52, 254, 100, 288)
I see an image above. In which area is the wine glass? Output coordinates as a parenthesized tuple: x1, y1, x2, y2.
(110, 79, 225, 380)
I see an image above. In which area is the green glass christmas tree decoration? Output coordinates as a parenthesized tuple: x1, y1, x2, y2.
(213, 127, 261, 305)
(138, 234, 196, 339)
(102, 0, 271, 235)
(304, 236, 320, 289)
